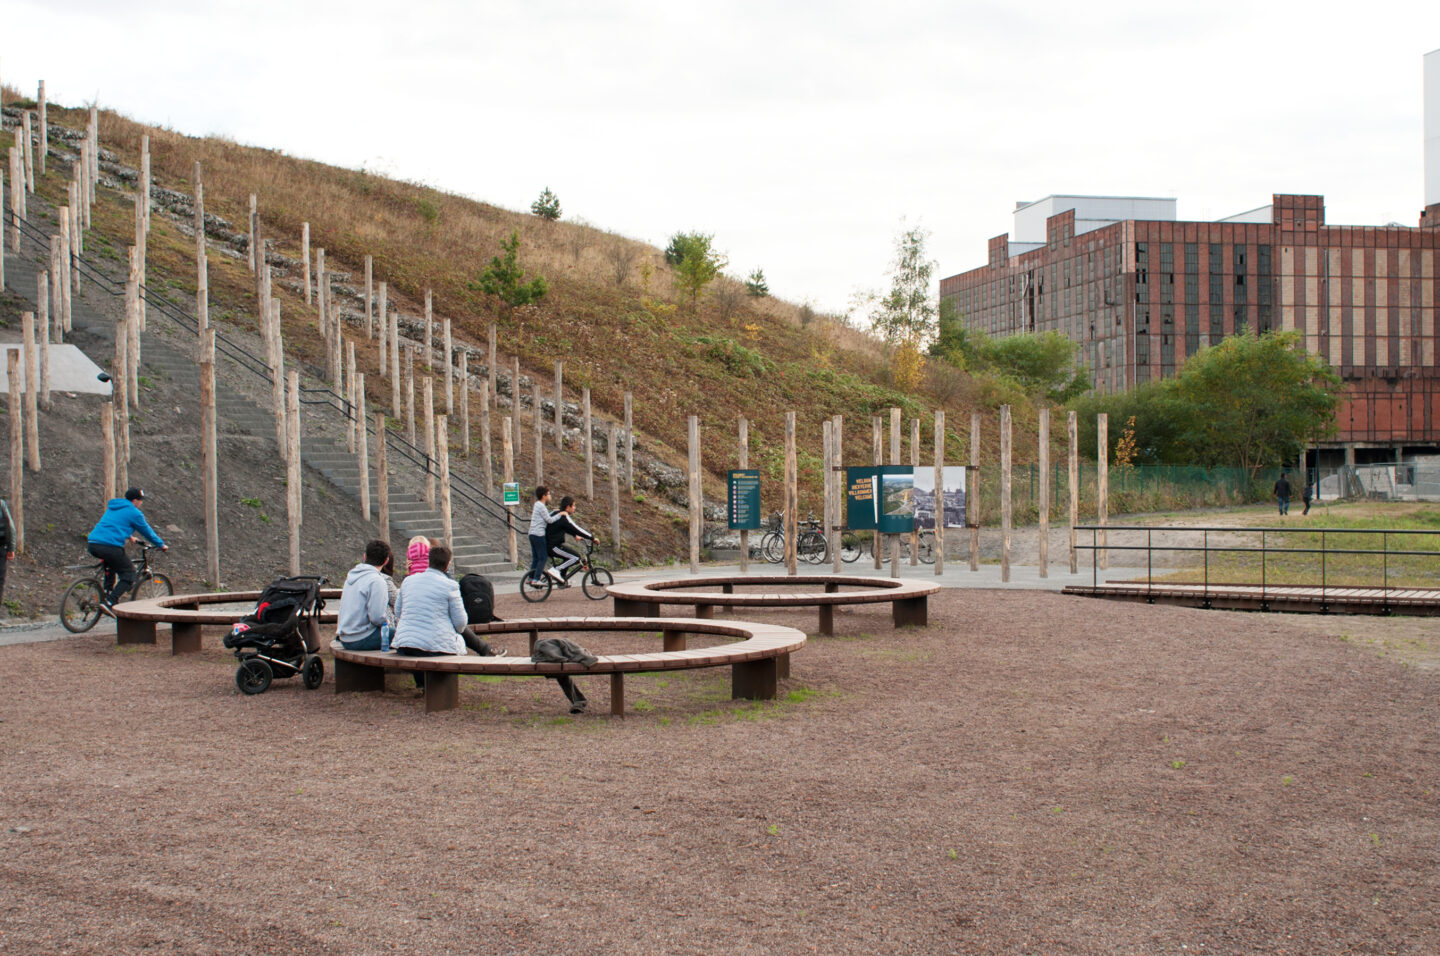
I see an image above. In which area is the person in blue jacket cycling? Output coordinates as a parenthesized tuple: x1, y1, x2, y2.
(87, 487, 167, 614)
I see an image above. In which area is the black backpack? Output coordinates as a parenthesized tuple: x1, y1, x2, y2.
(459, 573, 500, 625)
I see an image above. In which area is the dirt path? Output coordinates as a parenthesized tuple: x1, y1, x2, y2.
(3, 585, 1438, 954)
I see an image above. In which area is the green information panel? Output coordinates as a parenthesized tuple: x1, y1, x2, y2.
(846, 468, 878, 530)
(502, 482, 520, 506)
(727, 470, 762, 530)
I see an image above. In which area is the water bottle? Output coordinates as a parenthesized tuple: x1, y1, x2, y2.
(380, 623, 392, 652)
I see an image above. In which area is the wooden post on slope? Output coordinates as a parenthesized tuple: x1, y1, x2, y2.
(21, 312, 39, 471)
(688, 414, 700, 574)
(872, 416, 883, 571)
(137, 140, 148, 335)
(487, 324, 497, 405)
(444, 318, 453, 414)
(375, 411, 388, 542)
(36, 81, 46, 176)
(405, 343, 415, 444)
(193, 163, 208, 337)
(909, 417, 920, 566)
(1068, 410, 1078, 574)
(512, 356, 522, 454)
(583, 388, 593, 500)
(140, 133, 150, 234)
(270, 298, 287, 462)
(479, 380, 493, 490)
(7, 351, 23, 554)
(286, 371, 302, 575)
(49, 240, 62, 343)
(364, 255, 373, 339)
(459, 351, 470, 457)
(785, 411, 798, 576)
(58, 220, 72, 332)
(302, 222, 311, 305)
(316, 248, 327, 338)
(127, 243, 141, 411)
(424, 379, 436, 509)
(22, 112, 34, 193)
(102, 402, 115, 501)
(37, 273, 51, 410)
(389, 312, 400, 417)
(609, 422, 621, 553)
(357, 373, 370, 521)
(0, 168, 5, 291)
(532, 381, 543, 483)
(823, 419, 832, 569)
(969, 412, 981, 572)
(377, 281, 387, 375)
(8, 150, 19, 250)
(115, 256, 132, 489)
(738, 416, 749, 573)
(503, 416, 517, 565)
(248, 194, 257, 272)
(1098, 413, 1109, 571)
(438, 414, 452, 550)
(345, 340, 357, 453)
(624, 391, 634, 491)
(423, 290, 433, 373)
(201, 328, 220, 587)
(933, 410, 944, 576)
(553, 360, 563, 449)
(1038, 407, 1050, 578)
(1000, 404, 1012, 583)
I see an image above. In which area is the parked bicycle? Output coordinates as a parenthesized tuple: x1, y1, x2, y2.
(520, 540, 614, 603)
(874, 529, 938, 564)
(761, 512, 831, 565)
(60, 544, 174, 633)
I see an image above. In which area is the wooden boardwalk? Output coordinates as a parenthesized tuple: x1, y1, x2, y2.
(1061, 582, 1440, 616)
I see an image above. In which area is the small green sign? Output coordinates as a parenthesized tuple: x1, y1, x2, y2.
(502, 482, 520, 506)
(727, 470, 762, 530)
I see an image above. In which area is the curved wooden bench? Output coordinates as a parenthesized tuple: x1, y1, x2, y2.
(330, 616, 807, 716)
(606, 575, 939, 635)
(113, 589, 341, 654)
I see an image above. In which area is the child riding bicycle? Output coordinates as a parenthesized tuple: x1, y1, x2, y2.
(545, 496, 595, 586)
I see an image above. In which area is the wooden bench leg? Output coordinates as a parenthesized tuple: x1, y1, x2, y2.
(171, 622, 203, 655)
(333, 658, 385, 694)
(893, 595, 928, 628)
(610, 673, 624, 718)
(817, 605, 834, 636)
(824, 582, 839, 593)
(613, 597, 659, 618)
(721, 583, 733, 594)
(777, 652, 790, 680)
(116, 618, 156, 645)
(662, 628, 687, 652)
(423, 672, 459, 713)
(732, 658, 778, 700)
(695, 604, 714, 620)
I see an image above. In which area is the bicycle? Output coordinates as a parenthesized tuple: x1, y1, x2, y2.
(761, 512, 830, 564)
(874, 529, 937, 565)
(60, 544, 174, 633)
(520, 540, 614, 603)
(759, 512, 785, 564)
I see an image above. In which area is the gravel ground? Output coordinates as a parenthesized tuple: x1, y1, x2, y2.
(3, 583, 1439, 955)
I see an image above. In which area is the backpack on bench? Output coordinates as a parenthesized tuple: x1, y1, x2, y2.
(459, 573, 501, 625)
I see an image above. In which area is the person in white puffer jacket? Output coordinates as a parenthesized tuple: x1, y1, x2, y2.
(393, 542, 468, 658)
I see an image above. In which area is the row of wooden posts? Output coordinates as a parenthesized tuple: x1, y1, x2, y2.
(682, 406, 1116, 578)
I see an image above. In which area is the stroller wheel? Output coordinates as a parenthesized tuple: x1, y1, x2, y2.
(301, 655, 325, 690)
(236, 658, 273, 695)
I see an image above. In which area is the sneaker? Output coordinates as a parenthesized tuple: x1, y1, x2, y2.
(488, 646, 508, 658)
(545, 568, 563, 582)
(569, 699, 588, 715)
(97, 600, 116, 619)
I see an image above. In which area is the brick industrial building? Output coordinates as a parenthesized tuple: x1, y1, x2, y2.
(938, 49, 1440, 464)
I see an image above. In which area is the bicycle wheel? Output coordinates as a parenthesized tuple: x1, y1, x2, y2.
(917, 531, 936, 565)
(762, 533, 785, 564)
(582, 566, 614, 601)
(799, 530, 828, 564)
(840, 533, 862, 563)
(60, 577, 104, 633)
(132, 573, 174, 602)
(520, 573, 552, 603)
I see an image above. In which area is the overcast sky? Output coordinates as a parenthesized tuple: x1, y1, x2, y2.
(6, 1, 1439, 317)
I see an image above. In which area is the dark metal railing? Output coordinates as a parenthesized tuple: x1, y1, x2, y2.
(8, 198, 517, 536)
(1074, 524, 1440, 612)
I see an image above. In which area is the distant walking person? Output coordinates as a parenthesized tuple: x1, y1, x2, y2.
(1273, 472, 1292, 516)
(1302, 479, 1314, 516)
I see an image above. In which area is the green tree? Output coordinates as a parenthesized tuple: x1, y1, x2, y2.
(982, 332, 1090, 404)
(870, 226, 937, 345)
(471, 230, 548, 316)
(929, 297, 979, 368)
(666, 232, 726, 312)
(746, 268, 769, 298)
(1170, 331, 1341, 476)
(531, 187, 561, 221)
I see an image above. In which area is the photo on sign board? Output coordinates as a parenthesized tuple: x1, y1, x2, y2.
(880, 471, 914, 518)
(912, 466, 967, 530)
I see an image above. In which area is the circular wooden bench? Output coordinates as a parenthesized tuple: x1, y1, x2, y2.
(113, 589, 341, 654)
(606, 575, 940, 635)
(330, 616, 807, 716)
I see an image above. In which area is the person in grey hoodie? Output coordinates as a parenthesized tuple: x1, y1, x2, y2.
(336, 540, 396, 651)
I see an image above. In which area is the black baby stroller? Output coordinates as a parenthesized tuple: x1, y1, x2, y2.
(223, 575, 327, 695)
